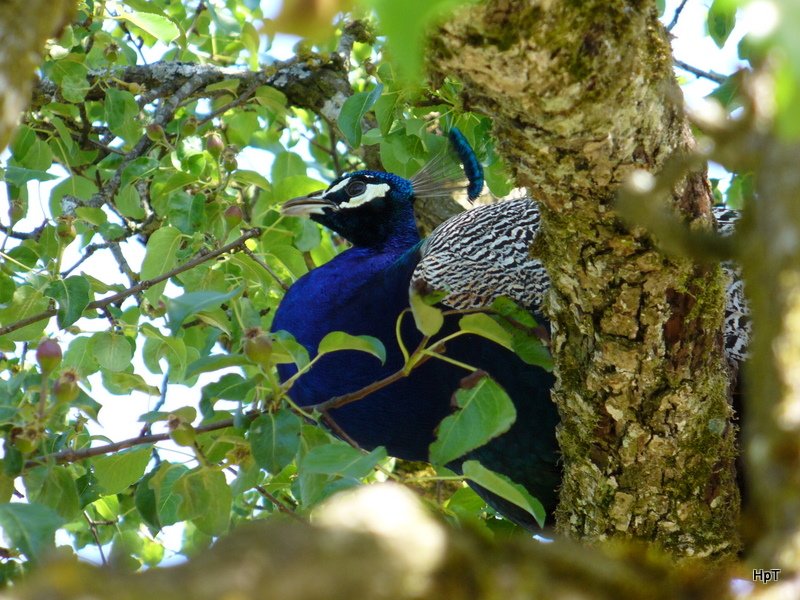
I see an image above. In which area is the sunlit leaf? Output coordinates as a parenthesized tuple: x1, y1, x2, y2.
(429, 375, 516, 466)
(0, 287, 49, 342)
(458, 313, 512, 350)
(119, 11, 180, 43)
(92, 332, 134, 372)
(318, 331, 386, 363)
(301, 443, 387, 479)
(167, 287, 242, 333)
(409, 288, 444, 336)
(707, 0, 737, 49)
(92, 447, 153, 496)
(0, 503, 63, 563)
(141, 226, 182, 306)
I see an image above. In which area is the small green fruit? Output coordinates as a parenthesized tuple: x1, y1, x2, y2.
(206, 132, 224, 158)
(223, 205, 244, 229)
(104, 43, 119, 62)
(244, 329, 272, 368)
(170, 423, 196, 447)
(222, 148, 238, 171)
(56, 216, 76, 244)
(180, 116, 198, 137)
(36, 339, 62, 373)
(146, 124, 165, 142)
(53, 370, 80, 404)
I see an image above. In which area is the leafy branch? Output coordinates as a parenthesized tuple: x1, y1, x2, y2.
(0, 228, 262, 337)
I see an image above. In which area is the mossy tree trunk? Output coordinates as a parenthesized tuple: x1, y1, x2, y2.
(429, 0, 739, 559)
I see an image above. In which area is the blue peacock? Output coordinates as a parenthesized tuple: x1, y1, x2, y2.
(271, 128, 748, 529)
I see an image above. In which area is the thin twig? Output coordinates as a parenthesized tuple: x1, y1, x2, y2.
(666, 0, 689, 31)
(674, 59, 727, 84)
(0, 222, 47, 241)
(26, 413, 243, 469)
(309, 351, 435, 413)
(83, 512, 108, 566)
(62, 241, 116, 276)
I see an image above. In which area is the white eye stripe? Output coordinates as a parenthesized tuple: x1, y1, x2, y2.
(325, 178, 351, 196)
(338, 183, 390, 209)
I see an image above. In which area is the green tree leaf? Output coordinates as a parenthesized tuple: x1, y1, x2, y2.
(0, 286, 49, 342)
(318, 332, 386, 364)
(174, 469, 231, 536)
(707, 0, 737, 49)
(429, 375, 516, 466)
(409, 288, 444, 337)
(141, 226, 182, 306)
(201, 373, 252, 403)
(91, 447, 153, 496)
(458, 313, 513, 350)
(338, 83, 383, 147)
(63, 336, 100, 377)
(301, 443, 387, 479)
(271, 151, 307, 181)
(148, 463, 190, 527)
(45, 276, 91, 328)
(119, 12, 180, 43)
(0, 503, 64, 563)
(368, 0, 467, 83)
(462, 460, 545, 528)
(167, 288, 242, 334)
(24, 466, 81, 521)
(249, 410, 302, 473)
(92, 332, 134, 372)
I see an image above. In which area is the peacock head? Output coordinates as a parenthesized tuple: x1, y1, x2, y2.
(280, 128, 484, 248)
(281, 170, 418, 247)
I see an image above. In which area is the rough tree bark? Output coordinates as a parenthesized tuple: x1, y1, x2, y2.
(0, 0, 75, 150)
(429, 0, 739, 559)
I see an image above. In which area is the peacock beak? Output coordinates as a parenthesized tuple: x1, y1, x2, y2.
(280, 192, 336, 217)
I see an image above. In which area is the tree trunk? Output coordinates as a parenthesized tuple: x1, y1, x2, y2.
(429, 0, 739, 559)
(0, 0, 75, 151)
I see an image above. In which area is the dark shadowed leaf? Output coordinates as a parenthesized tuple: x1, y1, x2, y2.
(462, 461, 545, 527)
(249, 410, 302, 473)
(338, 83, 383, 147)
(45, 276, 91, 328)
(301, 443, 387, 479)
(174, 469, 231, 535)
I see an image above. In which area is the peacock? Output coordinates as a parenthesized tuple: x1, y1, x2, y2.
(271, 128, 748, 530)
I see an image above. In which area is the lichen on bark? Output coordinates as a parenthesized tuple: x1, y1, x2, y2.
(429, 0, 739, 559)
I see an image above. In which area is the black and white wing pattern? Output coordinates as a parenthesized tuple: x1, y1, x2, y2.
(412, 199, 750, 365)
(714, 206, 750, 364)
(412, 198, 548, 311)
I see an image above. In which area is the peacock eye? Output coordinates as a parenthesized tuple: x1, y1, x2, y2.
(345, 180, 367, 197)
